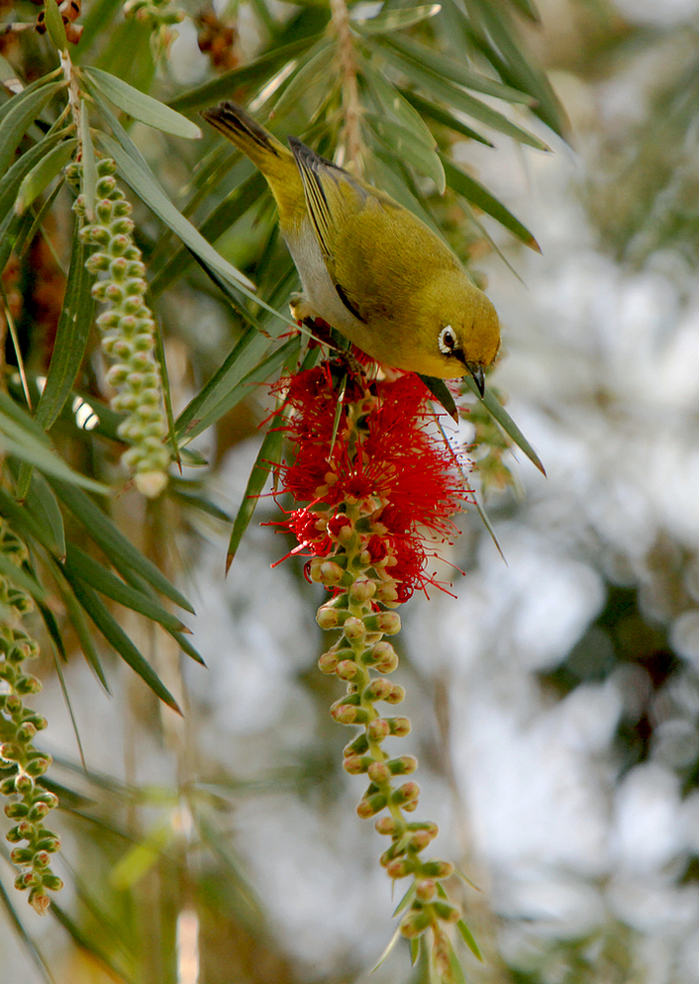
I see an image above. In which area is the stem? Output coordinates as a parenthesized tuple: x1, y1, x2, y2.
(328, 0, 364, 171)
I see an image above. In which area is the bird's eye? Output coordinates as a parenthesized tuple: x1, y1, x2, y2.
(438, 325, 457, 355)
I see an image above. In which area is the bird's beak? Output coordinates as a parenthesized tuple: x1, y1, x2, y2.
(467, 363, 486, 397)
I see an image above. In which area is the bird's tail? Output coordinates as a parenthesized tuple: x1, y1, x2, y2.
(200, 101, 292, 177)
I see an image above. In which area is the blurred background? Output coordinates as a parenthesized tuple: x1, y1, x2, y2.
(4, 0, 699, 982)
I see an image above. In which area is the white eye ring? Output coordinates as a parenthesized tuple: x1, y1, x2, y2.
(438, 325, 457, 355)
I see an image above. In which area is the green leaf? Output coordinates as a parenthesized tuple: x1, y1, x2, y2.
(374, 39, 549, 150)
(43, 0, 68, 51)
(366, 112, 445, 193)
(226, 419, 285, 572)
(149, 170, 267, 297)
(62, 572, 182, 713)
(378, 33, 535, 105)
(36, 223, 95, 430)
(352, 3, 441, 33)
(179, 334, 300, 443)
(441, 155, 540, 249)
(0, 126, 67, 224)
(456, 0, 566, 137)
(0, 81, 65, 178)
(48, 479, 196, 613)
(50, 903, 136, 984)
(25, 471, 66, 558)
(84, 67, 202, 139)
(167, 37, 322, 114)
(266, 41, 335, 120)
(464, 380, 546, 476)
(80, 99, 97, 221)
(63, 544, 188, 634)
(400, 88, 494, 146)
(456, 918, 483, 961)
(418, 374, 458, 420)
(0, 551, 46, 602)
(14, 136, 76, 215)
(0, 488, 58, 555)
(96, 132, 261, 296)
(369, 925, 403, 973)
(444, 934, 468, 984)
(361, 65, 436, 150)
(0, 398, 107, 493)
(0, 872, 56, 984)
(54, 574, 110, 692)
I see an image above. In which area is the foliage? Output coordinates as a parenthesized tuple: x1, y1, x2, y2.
(0, 0, 561, 980)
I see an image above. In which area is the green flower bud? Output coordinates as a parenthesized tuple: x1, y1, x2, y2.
(95, 199, 114, 223)
(343, 754, 370, 774)
(433, 900, 460, 924)
(364, 678, 393, 703)
(374, 816, 400, 836)
(384, 683, 405, 705)
(85, 252, 111, 274)
(343, 616, 366, 641)
(95, 175, 117, 197)
(318, 651, 339, 674)
(421, 860, 454, 879)
(343, 733, 369, 757)
(41, 874, 63, 892)
(15, 675, 42, 696)
(400, 910, 431, 939)
(336, 659, 359, 681)
(385, 857, 414, 879)
(415, 879, 437, 902)
(5, 801, 29, 819)
(356, 792, 387, 818)
(331, 703, 368, 726)
(391, 781, 420, 807)
(367, 761, 390, 784)
(364, 611, 401, 635)
(366, 717, 390, 742)
(386, 716, 411, 737)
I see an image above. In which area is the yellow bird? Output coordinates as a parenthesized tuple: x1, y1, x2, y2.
(201, 101, 500, 394)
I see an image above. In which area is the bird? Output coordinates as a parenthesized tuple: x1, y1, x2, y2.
(201, 101, 500, 394)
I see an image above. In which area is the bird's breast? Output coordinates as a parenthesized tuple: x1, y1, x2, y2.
(283, 220, 366, 337)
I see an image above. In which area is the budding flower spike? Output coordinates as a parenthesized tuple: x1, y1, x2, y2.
(269, 358, 480, 978)
(67, 158, 170, 498)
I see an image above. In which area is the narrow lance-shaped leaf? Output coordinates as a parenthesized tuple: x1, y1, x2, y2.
(53, 572, 110, 692)
(63, 544, 189, 634)
(400, 89, 494, 146)
(167, 36, 322, 113)
(456, 918, 483, 961)
(0, 408, 107, 493)
(182, 335, 300, 443)
(441, 155, 540, 250)
(14, 137, 76, 215)
(0, 551, 46, 602)
(96, 132, 262, 296)
(464, 379, 546, 476)
(360, 65, 436, 150)
(36, 219, 96, 430)
(373, 39, 549, 151)
(226, 419, 285, 573)
(24, 470, 66, 558)
(0, 81, 65, 178)
(48, 478, 196, 613)
(351, 3, 441, 34)
(84, 67, 202, 139)
(80, 98, 97, 220)
(61, 571, 182, 714)
(43, 0, 68, 50)
(377, 32, 535, 104)
(366, 113, 445, 193)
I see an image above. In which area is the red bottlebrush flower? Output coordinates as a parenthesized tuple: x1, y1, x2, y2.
(272, 362, 471, 597)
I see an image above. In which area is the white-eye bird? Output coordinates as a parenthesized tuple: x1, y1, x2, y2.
(201, 101, 500, 394)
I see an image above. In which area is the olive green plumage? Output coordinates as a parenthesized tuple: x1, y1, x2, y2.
(201, 101, 500, 390)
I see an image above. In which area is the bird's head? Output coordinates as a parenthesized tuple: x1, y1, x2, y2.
(418, 277, 501, 393)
